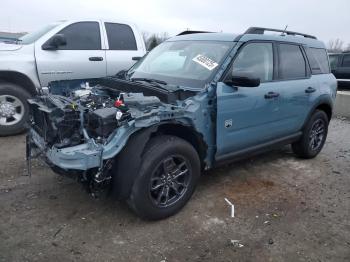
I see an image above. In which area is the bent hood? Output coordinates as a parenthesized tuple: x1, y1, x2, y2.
(0, 42, 23, 51)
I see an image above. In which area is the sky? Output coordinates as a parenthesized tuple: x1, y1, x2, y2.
(0, 0, 349, 46)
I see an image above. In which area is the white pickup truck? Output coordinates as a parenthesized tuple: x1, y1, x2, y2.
(0, 19, 146, 135)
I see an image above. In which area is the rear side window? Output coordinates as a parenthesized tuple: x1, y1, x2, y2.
(58, 22, 101, 50)
(105, 23, 137, 50)
(278, 44, 306, 79)
(306, 48, 330, 74)
(342, 55, 350, 67)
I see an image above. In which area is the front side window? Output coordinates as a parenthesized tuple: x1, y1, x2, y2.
(329, 55, 339, 70)
(231, 42, 274, 82)
(105, 23, 137, 50)
(342, 55, 350, 67)
(57, 22, 101, 50)
(279, 44, 306, 79)
(306, 48, 330, 74)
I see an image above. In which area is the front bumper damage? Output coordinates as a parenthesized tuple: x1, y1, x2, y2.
(26, 123, 138, 196)
(28, 128, 101, 170)
(27, 123, 138, 173)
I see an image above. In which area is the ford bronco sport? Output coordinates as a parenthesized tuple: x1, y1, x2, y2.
(27, 27, 337, 220)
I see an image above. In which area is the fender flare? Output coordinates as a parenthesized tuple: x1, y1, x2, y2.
(111, 125, 158, 199)
(0, 71, 37, 95)
(111, 120, 207, 199)
(302, 95, 333, 129)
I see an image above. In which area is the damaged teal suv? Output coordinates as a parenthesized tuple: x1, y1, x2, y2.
(27, 27, 337, 220)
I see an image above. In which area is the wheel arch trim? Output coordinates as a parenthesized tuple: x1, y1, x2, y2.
(112, 121, 207, 199)
(303, 95, 333, 128)
(0, 71, 37, 95)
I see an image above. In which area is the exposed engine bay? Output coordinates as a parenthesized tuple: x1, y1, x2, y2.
(26, 77, 206, 196)
(28, 81, 163, 149)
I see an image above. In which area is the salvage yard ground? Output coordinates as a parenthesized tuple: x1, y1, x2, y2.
(0, 118, 349, 262)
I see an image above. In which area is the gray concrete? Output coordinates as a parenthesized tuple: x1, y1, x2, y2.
(335, 91, 350, 118)
(0, 119, 350, 261)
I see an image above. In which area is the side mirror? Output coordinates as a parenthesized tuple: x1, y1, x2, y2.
(42, 34, 67, 50)
(225, 72, 260, 87)
(115, 69, 128, 79)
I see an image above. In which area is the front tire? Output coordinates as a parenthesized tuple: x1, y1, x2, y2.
(127, 135, 201, 220)
(0, 83, 31, 136)
(292, 110, 329, 159)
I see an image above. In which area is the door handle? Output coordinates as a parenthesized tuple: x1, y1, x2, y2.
(132, 56, 142, 61)
(89, 57, 103, 61)
(264, 91, 280, 99)
(305, 87, 316, 93)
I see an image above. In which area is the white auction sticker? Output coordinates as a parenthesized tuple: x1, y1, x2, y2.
(192, 54, 218, 71)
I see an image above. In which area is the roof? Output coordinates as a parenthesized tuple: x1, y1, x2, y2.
(169, 33, 239, 42)
(329, 51, 350, 55)
(240, 34, 325, 48)
(168, 29, 325, 49)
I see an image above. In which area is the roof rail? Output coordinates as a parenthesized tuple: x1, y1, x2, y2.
(245, 27, 317, 39)
(177, 30, 214, 36)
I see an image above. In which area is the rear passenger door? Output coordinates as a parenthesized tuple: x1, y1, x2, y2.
(276, 43, 315, 133)
(104, 23, 145, 75)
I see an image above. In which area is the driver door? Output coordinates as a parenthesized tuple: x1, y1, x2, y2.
(216, 42, 283, 158)
(35, 21, 106, 87)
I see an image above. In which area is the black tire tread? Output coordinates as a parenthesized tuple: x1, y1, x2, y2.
(127, 135, 200, 220)
(292, 110, 329, 159)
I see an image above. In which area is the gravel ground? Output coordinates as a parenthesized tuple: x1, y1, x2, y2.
(0, 118, 349, 262)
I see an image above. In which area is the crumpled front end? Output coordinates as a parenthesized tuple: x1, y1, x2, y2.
(26, 79, 215, 197)
(27, 80, 210, 169)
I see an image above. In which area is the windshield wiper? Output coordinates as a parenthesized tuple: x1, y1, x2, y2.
(131, 77, 168, 88)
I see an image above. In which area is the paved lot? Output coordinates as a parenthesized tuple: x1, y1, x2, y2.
(0, 118, 349, 262)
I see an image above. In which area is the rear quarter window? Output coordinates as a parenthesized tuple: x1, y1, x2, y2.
(306, 48, 330, 74)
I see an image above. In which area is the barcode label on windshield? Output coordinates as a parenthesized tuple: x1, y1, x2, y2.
(192, 55, 218, 71)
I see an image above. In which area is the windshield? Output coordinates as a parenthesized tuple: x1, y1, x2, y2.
(129, 40, 234, 88)
(19, 22, 63, 45)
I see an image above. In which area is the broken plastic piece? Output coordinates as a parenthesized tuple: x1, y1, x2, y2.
(224, 198, 235, 217)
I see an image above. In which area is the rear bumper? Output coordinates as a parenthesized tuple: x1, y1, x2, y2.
(28, 128, 102, 170)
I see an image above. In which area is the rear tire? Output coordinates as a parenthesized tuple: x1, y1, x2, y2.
(0, 83, 31, 136)
(292, 110, 329, 159)
(127, 135, 201, 220)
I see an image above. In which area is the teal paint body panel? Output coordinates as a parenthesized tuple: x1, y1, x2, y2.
(28, 30, 337, 170)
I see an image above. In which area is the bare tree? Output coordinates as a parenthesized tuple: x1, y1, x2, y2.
(142, 31, 149, 45)
(328, 38, 344, 52)
(142, 32, 170, 51)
